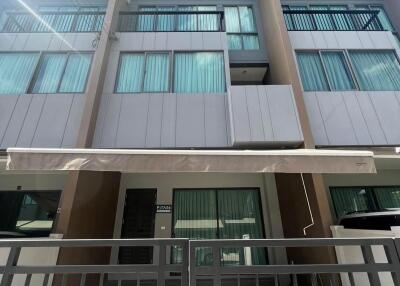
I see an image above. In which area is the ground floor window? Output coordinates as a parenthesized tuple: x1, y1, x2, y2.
(330, 186, 400, 218)
(0, 191, 61, 238)
(172, 188, 266, 266)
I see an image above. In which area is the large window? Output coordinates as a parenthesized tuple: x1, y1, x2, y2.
(31, 53, 92, 93)
(115, 52, 226, 93)
(224, 6, 259, 50)
(331, 186, 400, 218)
(297, 50, 400, 91)
(0, 53, 39, 94)
(172, 189, 266, 266)
(0, 191, 61, 238)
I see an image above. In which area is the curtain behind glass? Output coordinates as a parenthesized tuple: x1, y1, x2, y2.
(59, 54, 92, 93)
(218, 190, 266, 266)
(224, 7, 240, 33)
(374, 187, 400, 209)
(243, 35, 260, 50)
(297, 52, 329, 91)
(198, 6, 218, 31)
(321, 52, 355, 91)
(228, 35, 242, 50)
(137, 7, 156, 31)
(239, 6, 256, 32)
(174, 52, 225, 93)
(349, 51, 400, 91)
(32, 54, 67, 94)
(370, 6, 394, 31)
(178, 6, 197, 31)
(330, 187, 373, 218)
(173, 190, 217, 265)
(116, 54, 145, 93)
(157, 7, 175, 31)
(143, 54, 169, 92)
(330, 5, 354, 30)
(310, 5, 333, 30)
(0, 53, 38, 94)
(290, 6, 314, 30)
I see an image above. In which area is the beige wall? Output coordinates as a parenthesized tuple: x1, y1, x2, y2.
(0, 173, 67, 191)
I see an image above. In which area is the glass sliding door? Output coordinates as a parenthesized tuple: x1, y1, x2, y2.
(173, 189, 266, 266)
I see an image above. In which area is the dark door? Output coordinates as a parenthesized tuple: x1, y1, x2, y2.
(119, 189, 157, 264)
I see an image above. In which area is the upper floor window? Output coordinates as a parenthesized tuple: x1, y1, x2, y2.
(115, 52, 226, 93)
(297, 50, 400, 92)
(355, 5, 394, 32)
(224, 6, 260, 50)
(0, 6, 105, 33)
(0, 52, 93, 95)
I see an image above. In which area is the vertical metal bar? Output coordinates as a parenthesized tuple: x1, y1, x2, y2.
(0, 246, 21, 286)
(24, 274, 32, 286)
(292, 273, 298, 286)
(42, 274, 49, 286)
(181, 241, 189, 286)
(384, 243, 400, 286)
(189, 241, 196, 286)
(310, 273, 318, 286)
(80, 274, 86, 286)
(212, 245, 221, 286)
(98, 273, 104, 286)
(361, 245, 381, 286)
(274, 274, 279, 286)
(158, 242, 166, 286)
(61, 274, 67, 286)
(348, 273, 356, 286)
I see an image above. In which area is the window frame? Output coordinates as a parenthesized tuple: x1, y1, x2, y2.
(114, 51, 172, 94)
(27, 51, 93, 94)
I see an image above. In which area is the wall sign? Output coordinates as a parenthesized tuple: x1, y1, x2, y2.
(156, 205, 172, 213)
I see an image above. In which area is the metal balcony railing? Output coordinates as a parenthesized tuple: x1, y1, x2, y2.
(1, 237, 400, 285)
(0, 11, 105, 33)
(118, 11, 225, 32)
(283, 10, 385, 31)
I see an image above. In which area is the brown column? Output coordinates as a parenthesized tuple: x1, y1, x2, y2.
(258, 0, 337, 267)
(54, 0, 125, 278)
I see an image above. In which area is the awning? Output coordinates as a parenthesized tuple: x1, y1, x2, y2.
(6, 148, 376, 174)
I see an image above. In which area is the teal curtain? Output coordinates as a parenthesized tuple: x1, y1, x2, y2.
(51, 7, 78, 32)
(75, 7, 99, 32)
(173, 190, 217, 265)
(143, 53, 169, 92)
(218, 190, 266, 266)
(198, 6, 218, 31)
(349, 51, 400, 91)
(116, 54, 145, 93)
(137, 7, 156, 31)
(239, 6, 256, 32)
(228, 35, 242, 50)
(178, 6, 197, 31)
(297, 52, 329, 91)
(330, 187, 372, 218)
(374, 187, 400, 209)
(32, 54, 68, 94)
(310, 5, 333, 30)
(0, 53, 38, 94)
(329, 6, 354, 31)
(243, 35, 260, 50)
(59, 54, 92, 93)
(157, 7, 175, 31)
(224, 7, 240, 33)
(321, 52, 355, 91)
(174, 52, 225, 93)
(290, 6, 314, 30)
(370, 6, 394, 31)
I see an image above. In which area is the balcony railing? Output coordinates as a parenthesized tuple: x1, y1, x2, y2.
(0, 11, 105, 33)
(1, 237, 400, 285)
(283, 10, 385, 31)
(118, 11, 225, 32)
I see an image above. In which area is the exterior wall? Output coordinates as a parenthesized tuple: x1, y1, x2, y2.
(229, 85, 303, 146)
(289, 30, 400, 146)
(0, 33, 98, 149)
(0, 172, 67, 191)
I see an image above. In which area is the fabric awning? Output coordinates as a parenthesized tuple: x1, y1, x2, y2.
(6, 148, 376, 174)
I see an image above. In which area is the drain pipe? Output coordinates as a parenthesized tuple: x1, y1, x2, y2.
(301, 173, 315, 236)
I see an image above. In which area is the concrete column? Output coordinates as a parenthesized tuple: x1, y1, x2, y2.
(386, 0, 400, 33)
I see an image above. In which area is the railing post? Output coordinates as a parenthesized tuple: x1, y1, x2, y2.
(212, 245, 221, 286)
(181, 240, 189, 286)
(1, 246, 21, 286)
(158, 242, 166, 286)
(361, 245, 381, 286)
(189, 241, 196, 286)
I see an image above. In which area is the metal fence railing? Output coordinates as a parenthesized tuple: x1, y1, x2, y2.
(1, 237, 400, 285)
(283, 10, 384, 31)
(118, 11, 225, 32)
(0, 11, 105, 33)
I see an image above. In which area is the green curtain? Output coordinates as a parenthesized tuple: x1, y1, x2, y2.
(198, 6, 218, 31)
(137, 7, 156, 31)
(330, 187, 373, 218)
(116, 54, 145, 93)
(310, 5, 334, 30)
(0, 53, 38, 94)
(238, 6, 256, 32)
(32, 54, 68, 94)
(349, 51, 400, 91)
(321, 52, 355, 91)
(228, 35, 242, 50)
(329, 5, 354, 30)
(59, 54, 92, 93)
(374, 187, 400, 209)
(243, 35, 260, 50)
(218, 190, 266, 266)
(157, 7, 175, 31)
(143, 53, 169, 92)
(297, 52, 329, 91)
(290, 6, 314, 30)
(177, 6, 197, 31)
(174, 52, 225, 93)
(224, 7, 240, 33)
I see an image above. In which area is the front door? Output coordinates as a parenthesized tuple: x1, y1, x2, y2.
(119, 189, 157, 264)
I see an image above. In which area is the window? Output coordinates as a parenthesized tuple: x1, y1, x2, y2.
(0, 53, 39, 94)
(31, 53, 92, 93)
(0, 191, 61, 238)
(330, 186, 400, 218)
(356, 5, 394, 31)
(136, 6, 219, 32)
(116, 53, 170, 93)
(297, 50, 400, 91)
(172, 189, 266, 266)
(224, 6, 259, 50)
(174, 52, 225, 93)
(349, 51, 400, 91)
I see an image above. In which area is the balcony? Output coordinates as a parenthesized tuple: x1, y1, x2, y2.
(1, 237, 399, 286)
